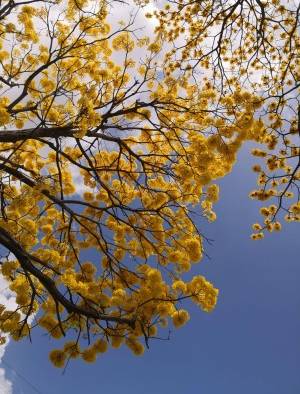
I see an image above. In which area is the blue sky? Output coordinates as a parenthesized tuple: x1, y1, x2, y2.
(2, 143, 300, 394)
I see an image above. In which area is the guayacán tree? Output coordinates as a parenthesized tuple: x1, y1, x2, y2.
(0, 0, 298, 367)
(149, 0, 300, 233)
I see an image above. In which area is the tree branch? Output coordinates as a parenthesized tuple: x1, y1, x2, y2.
(0, 225, 135, 328)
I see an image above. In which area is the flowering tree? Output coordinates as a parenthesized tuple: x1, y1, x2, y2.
(151, 0, 300, 233)
(0, 0, 298, 367)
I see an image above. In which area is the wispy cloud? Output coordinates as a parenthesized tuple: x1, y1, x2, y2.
(0, 275, 17, 394)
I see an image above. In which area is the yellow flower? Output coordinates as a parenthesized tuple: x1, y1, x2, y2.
(64, 341, 80, 358)
(93, 339, 108, 354)
(49, 349, 66, 368)
(82, 347, 97, 363)
(206, 184, 219, 203)
(172, 309, 190, 328)
(111, 336, 124, 348)
(273, 222, 281, 231)
(185, 238, 202, 262)
(172, 280, 187, 293)
(252, 223, 262, 231)
(125, 339, 144, 355)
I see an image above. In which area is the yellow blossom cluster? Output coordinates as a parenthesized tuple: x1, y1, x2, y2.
(152, 0, 299, 238)
(0, 0, 297, 368)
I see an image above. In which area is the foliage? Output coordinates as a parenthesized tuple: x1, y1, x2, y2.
(151, 0, 300, 234)
(0, 0, 298, 367)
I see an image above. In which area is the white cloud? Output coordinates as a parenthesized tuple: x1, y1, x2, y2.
(0, 368, 13, 394)
(0, 275, 17, 394)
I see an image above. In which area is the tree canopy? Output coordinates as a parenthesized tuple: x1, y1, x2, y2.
(0, 0, 298, 367)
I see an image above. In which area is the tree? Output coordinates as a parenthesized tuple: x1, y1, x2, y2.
(150, 0, 300, 233)
(0, 0, 298, 367)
